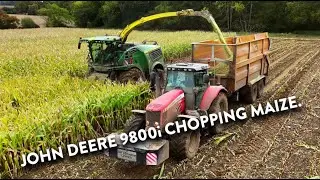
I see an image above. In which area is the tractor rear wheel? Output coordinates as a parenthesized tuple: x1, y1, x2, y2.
(169, 129, 201, 160)
(208, 92, 229, 135)
(118, 68, 146, 84)
(123, 114, 145, 134)
(239, 83, 258, 104)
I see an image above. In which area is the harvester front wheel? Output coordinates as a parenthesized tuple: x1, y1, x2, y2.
(169, 129, 200, 160)
(118, 68, 146, 84)
(123, 114, 145, 134)
(208, 92, 229, 135)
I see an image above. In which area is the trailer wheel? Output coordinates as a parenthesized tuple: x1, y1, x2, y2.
(123, 114, 145, 134)
(207, 92, 228, 135)
(257, 79, 265, 98)
(118, 68, 146, 84)
(169, 129, 200, 160)
(240, 83, 258, 104)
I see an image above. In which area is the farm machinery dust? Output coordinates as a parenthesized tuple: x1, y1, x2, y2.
(77, 9, 232, 95)
(104, 30, 271, 165)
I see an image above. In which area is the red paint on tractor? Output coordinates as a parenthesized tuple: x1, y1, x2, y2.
(146, 89, 185, 112)
(199, 86, 227, 111)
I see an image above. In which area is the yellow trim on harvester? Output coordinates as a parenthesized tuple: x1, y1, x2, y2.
(119, 12, 178, 42)
(118, 9, 233, 60)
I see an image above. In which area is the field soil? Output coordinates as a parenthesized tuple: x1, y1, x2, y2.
(20, 37, 320, 179)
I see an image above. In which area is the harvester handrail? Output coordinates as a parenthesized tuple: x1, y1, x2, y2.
(192, 37, 270, 46)
(192, 42, 236, 46)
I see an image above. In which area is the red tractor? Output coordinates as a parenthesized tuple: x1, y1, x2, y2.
(105, 33, 270, 165)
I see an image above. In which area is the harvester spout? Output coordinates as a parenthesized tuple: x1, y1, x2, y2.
(186, 9, 233, 60)
(118, 9, 233, 60)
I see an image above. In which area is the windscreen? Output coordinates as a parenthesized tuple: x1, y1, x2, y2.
(166, 71, 194, 89)
(89, 42, 117, 64)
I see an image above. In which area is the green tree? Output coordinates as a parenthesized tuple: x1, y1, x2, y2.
(100, 1, 121, 28)
(27, 3, 39, 15)
(14, 1, 318, 32)
(21, 17, 39, 28)
(38, 3, 74, 27)
(286, 1, 320, 31)
(71, 1, 104, 28)
(146, 1, 211, 31)
(15, 1, 30, 14)
(250, 1, 288, 32)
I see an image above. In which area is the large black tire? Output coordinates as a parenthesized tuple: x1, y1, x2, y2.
(207, 92, 229, 135)
(123, 114, 145, 134)
(257, 79, 265, 98)
(118, 68, 146, 84)
(169, 129, 201, 160)
(239, 83, 258, 104)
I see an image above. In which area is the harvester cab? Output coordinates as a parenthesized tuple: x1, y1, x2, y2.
(79, 36, 122, 65)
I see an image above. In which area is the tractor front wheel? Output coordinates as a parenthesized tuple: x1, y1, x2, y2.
(208, 92, 229, 135)
(169, 129, 201, 160)
(123, 114, 145, 134)
(118, 68, 146, 84)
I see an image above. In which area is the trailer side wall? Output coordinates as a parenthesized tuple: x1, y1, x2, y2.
(192, 32, 270, 93)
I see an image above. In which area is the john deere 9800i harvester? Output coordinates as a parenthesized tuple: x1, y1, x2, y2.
(77, 9, 232, 95)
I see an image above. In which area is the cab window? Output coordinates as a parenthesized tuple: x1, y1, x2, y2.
(166, 71, 194, 88)
(194, 71, 206, 87)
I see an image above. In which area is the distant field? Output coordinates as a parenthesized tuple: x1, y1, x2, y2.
(8, 14, 48, 28)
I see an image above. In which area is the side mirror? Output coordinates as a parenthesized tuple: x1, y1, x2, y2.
(203, 74, 209, 84)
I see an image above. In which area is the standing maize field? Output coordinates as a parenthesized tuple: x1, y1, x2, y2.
(0, 28, 234, 178)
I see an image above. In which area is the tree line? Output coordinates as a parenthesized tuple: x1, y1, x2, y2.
(1, 1, 320, 32)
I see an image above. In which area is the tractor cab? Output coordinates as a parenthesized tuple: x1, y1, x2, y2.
(165, 63, 209, 110)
